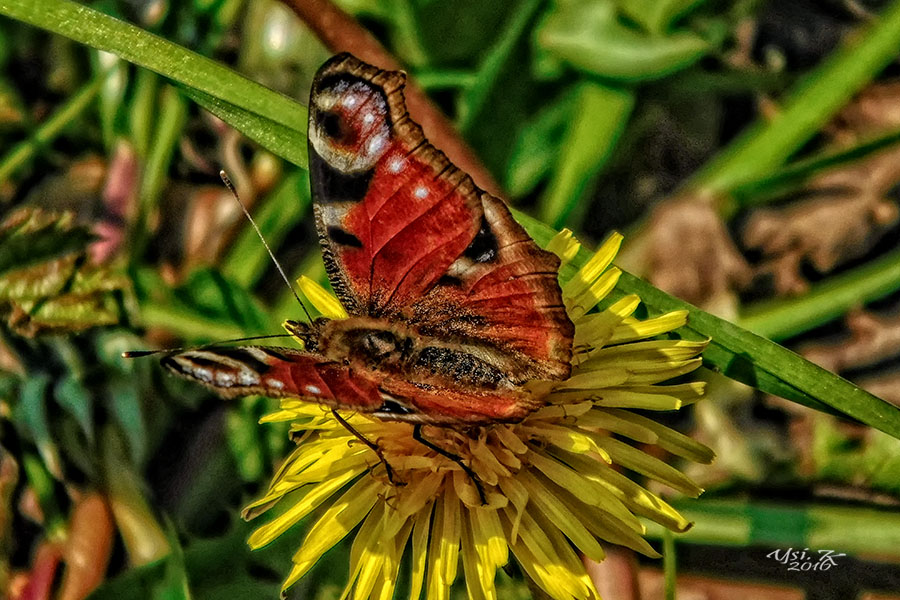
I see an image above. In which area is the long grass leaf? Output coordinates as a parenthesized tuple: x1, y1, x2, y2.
(515, 209, 900, 440)
(0, 0, 307, 139)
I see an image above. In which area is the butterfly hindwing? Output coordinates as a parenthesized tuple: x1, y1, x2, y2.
(162, 346, 384, 412)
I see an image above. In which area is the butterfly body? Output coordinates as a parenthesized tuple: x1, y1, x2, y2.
(164, 53, 574, 426)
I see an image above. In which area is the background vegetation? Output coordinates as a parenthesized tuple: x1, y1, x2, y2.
(2, 0, 900, 598)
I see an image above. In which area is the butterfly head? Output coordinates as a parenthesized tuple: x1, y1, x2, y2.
(283, 318, 328, 351)
(309, 54, 405, 174)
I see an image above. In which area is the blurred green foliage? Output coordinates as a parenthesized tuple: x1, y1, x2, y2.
(2, 0, 900, 598)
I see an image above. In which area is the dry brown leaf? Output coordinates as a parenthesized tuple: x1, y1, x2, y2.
(649, 196, 752, 305)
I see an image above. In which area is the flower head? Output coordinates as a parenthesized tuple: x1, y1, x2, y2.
(245, 231, 714, 599)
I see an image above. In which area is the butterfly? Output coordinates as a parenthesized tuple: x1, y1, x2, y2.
(162, 53, 574, 431)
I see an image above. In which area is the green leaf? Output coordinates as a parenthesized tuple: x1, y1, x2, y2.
(21, 452, 64, 533)
(10, 292, 122, 336)
(537, 81, 633, 228)
(615, 0, 708, 34)
(158, 526, 192, 600)
(176, 268, 272, 334)
(106, 377, 147, 466)
(54, 375, 95, 443)
(814, 415, 900, 495)
(226, 397, 268, 483)
(514, 210, 900, 440)
(0, 209, 128, 335)
(537, 0, 709, 82)
(18, 374, 63, 478)
(0, 209, 94, 277)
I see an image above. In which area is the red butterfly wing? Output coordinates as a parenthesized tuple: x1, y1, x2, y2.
(308, 54, 573, 380)
(161, 346, 383, 412)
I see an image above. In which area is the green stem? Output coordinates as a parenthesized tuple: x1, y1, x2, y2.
(688, 0, 900, 210)
(0, 72, 106, 190)
(739, 246, 900, 341)
(414, 69, 477, 91)
(139, 85, 186, 211)
(130, 84, 187, 261)
(128, 68, 159, 158)
(648, 498, 900, 558)
(663, 529, 677, 600)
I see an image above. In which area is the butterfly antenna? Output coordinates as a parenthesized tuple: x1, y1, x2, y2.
(219, 170, 313, 323)
(122, 333, 295, 358)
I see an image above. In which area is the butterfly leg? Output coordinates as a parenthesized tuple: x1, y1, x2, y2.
(331, 410, 403, 486)
(413, 424, 487, 505)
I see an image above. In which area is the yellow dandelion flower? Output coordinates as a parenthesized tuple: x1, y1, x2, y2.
(246, 231, 715, 599)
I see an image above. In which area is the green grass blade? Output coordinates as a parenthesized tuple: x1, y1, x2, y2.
(647, 498, 900, 557)
(740, 245, 900, 341)
(514, 210, 900, 440)
(732, 127, 900, 208)
(456, 0, 542, 133)
(180, 87, 308, 168)
(0, 70, 106, 189)
(690, 0, 900, 206)
(0, 0, 307, 138)
(537, 82, 634, 228)
(130, 84, 188, 260)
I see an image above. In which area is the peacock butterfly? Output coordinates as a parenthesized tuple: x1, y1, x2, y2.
(162, 53, 574, 426)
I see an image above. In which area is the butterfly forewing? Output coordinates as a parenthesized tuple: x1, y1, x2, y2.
(308, 54, 573, 380)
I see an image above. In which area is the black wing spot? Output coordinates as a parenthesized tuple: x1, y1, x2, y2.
(200, 348, 271, 374)
(377, 398, 415, 415)
(437, 274, 462, 287)
(327, 226, 363, 248)
(314, 73, 392, 129)
(309, 146, 374, 203)
(463, 216, 498, 263)
(318, 110, 347, 142)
